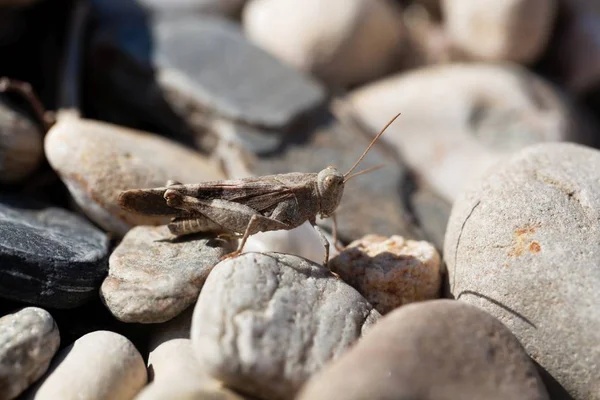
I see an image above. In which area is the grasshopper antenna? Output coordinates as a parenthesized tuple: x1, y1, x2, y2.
(343, 164, 385, 183)
(343, 112, 401, 179)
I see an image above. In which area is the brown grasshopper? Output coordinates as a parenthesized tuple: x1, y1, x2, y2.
(118, 113, 401, 267)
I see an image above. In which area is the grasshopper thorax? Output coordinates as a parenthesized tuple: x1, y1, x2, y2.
(317, 166, 345, 218)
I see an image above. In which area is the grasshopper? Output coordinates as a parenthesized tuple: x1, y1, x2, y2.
(118, 113, 401, 267)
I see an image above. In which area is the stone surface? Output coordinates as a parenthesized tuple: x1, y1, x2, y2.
(0, 307, 60, 400)
(408, 187, 452, 251)
(444, 142, 600, 400)
(0, 97, 43, 183)
(242, 0, 405, 88)
(137, 339, 247, 400)
(0, 195, 109, 308)
(44, 111, 225, 236)
(100, 225, 236, 324)
(442, 0, 557, 63)
(297, 299, 549, 400)
(153, 14, 326, 129)
(191, 252, 380, 400)
(330, 234, 441, 314)
(346, 63, 591, 203)
(25, 330, 147, 400)
(250, 114, 420, 243)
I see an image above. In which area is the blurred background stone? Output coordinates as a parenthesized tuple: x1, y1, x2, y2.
(441, 0, 558, 64)
(243, 0, 406, 89)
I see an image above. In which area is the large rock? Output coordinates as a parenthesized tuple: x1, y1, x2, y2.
(444, 142, 600, 399)
(298, 300, 549, 400)
(0, 196, 109, 308)
(346, 63, 591, 203)
(191, 252, 380, 400)
(242, 0, 405, 88)
(44, 111, 225, 236)
(0, 307, 60, 400)
(100, 225, 236, 324)
(442, 0, 557, 63)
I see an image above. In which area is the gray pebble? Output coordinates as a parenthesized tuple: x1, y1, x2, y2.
(100, 225, 236, 324)
(191, 252, 380, 400)
(298, 300, 549, 400)
(444, 142, 600, 399)
(0, 307, 60, 400)
(153, 14, 326, 129)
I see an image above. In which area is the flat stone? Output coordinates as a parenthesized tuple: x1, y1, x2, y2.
(250, 114, 421, 243)
(442, 0, 557, 63)
(329, 234, 442, 314)
(0, 195, 109, 308)
(44, 111, 225, 236)
(297, 300, 549, 400)
(191, 252, 380, 400)
(137, 338, 248, 400)
(153, 14, 326, 129)
(346, 63, 592, 203)
(444, 142, 600, 399)
(25, 330, 147, 400)
(0, 307, 60, 400)
(0, 96, 43, 183)
(100, 225, 236, 324)
(242, 0, 405, 88)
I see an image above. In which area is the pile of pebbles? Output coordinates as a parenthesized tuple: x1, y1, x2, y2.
(0, 0, 598, 399)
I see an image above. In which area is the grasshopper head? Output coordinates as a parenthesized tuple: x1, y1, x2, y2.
(317, 166, 345, 218)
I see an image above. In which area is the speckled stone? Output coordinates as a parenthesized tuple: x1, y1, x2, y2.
(444, 142, 600, 399)
(330, 234, 442, 314)
(191, 252, 380, 400)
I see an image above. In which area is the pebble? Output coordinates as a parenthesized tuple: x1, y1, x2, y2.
(329, 234, 441, 314)
(44, 110, 225, 236)
(444, 142, 600, 400)
(0, 195, 109, 308)
(0, 96, 43, 183)
(25, 330, 147, 400)
(408, 187, 452, 251)
(250, 114, 421, 242)
(147, 305, 194, 353)
(191, 252, 381, 400)
(100, 225, 236, 324)
(0, 307, 60, 400)
(136, 339, 247, 400)
(153, 14, 326, 130)
(297, 300, 550, 400)
(242, 0, 405, 88)
(441, 0, 558, 63)
(346, 63, 590, 203)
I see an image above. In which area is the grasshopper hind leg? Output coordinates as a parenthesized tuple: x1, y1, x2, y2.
(168, 214, 229, 236)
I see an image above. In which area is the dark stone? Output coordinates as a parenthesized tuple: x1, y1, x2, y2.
(0, 196, 109, 309)
(152, 14, 327, 130)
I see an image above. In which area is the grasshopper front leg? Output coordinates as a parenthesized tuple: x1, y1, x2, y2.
(309, 218, 330, 268)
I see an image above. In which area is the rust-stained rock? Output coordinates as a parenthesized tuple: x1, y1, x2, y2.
(330, 234, 442, 314)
